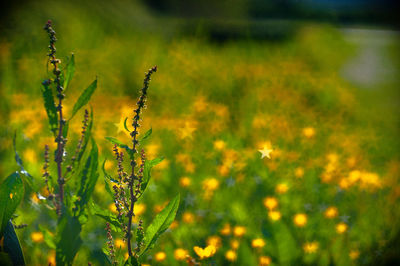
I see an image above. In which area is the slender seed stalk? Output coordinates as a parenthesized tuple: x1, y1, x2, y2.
(44, 20, 66, 215)
(126, 66, 157, 257)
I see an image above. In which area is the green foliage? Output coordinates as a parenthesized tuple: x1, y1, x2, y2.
(2, 220, 25, 266)
(139, 157, 164, 197)
(63, 54, 75, 91)
(70, 79, 97, 120)
(41, 80, 59, 136)
(138, 194, 180, 258)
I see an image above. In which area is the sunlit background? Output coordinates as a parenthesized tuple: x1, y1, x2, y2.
(0, 0, 399, 265)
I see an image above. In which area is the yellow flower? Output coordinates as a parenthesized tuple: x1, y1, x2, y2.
(336, 222, 348, 234)
(207, 235, 222, 249)
(225, 250, 237, 261)
(220, 223, 231, 235)
(251, 238, 266, 248)
(218, 164, 230, 177)
(31, 232, 44, 243)
(233, 226, 246, 237)
(230, 239, 240, 250)
(182, 212, 195, 224)
(263, 197, 278, 210)
(170, 220, 179, 229)
(259, 256, 272, 266)
(324, 206, 338, 219)
(349, 250, 360, 260)
(114, 238, 125, 249)
(109, 203, 118, 214)
(302, 127, 315, 138)
(155, 251, 166, 262)
(295, 167, 304, 178)
(134, 203, 146, 216)
(275, 183, 289, 194)
(47, 251, 56, 265)
(179, 176, 191, 187)
(214, 140, 226, 150)
(293, 213, 307, 227)
(174, 248, 188, 261)
(259, 147, 273, 159)
(268, 211, 281, 221)
(303, 241, 319, 253)
(23, 148, 37, 163)
(202, 178, 219, 191)
(193, 245, 216, 259)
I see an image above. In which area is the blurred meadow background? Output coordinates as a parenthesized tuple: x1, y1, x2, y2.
(0, 0, 399, 265)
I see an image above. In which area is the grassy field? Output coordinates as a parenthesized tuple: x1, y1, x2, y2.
(1, 1, 399, 265)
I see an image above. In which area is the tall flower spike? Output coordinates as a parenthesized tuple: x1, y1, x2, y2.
(44, 20, 67, 213)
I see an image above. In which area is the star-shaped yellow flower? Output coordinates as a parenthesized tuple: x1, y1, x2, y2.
(259, 147, 273, 159)
(178, 122, 196, 139)
(114, 117, 128, 134)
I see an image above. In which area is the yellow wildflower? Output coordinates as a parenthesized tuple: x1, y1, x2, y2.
(251, 238, 266, 248)
(230, 239, 240, 250)
(207, 235, 222, 249)
(134, 203, 146, 216)
(220, 223, 231, 235)
(275, 183, 289, 194)
(263, 197, 278, 210)
(179, 177, 191, 187)
(268, 211, 281, 221)
(233, 226, 246, 237)
(213, 140, 226, 150)
(336, 222, 348, 234)
(303, 241, 319, 253)
(114, 239, 125, 249)
(324, 206, 338, 219)
(31, 232, 44, 243)
(302, 127, 315, 138)
(182, 212, 195, 224)
(155, 251, 166, 262)
(202, 178, 219, 191)
(259, 256, 271, 266)
(193, 245, 216, 259)
(349, 250, 360, 260)
(295, 167, 304, 178)
(293, 213, 307, 227)
(225, 250, 237, 261)
(174, 248, 188, 261)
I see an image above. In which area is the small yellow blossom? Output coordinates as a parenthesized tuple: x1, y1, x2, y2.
(336, 222, 348, 234)
(182, 212, 195, 224)
(302, 127, 315, 138)
(259, 147, 273, 159)
(303, 241, 319, 253)
(295, 167, 304, 178)
(23, 148, 37, 163)
(293, 213, 307, 227)
(174, 248, 188, 260)
(155, 251, 166, 262)
(263, 197, 278, 210)
(170, 220, 179, 229)
(220, 223, 231, 235)
(214, 140, 226, 150)
(47, 251, 56, 265)
(202, 178, 219, 191)
(179, 177, 191, 187)
(218, 164, 230, 177)
(225, 250, 237, 261)
(31, 232, 44, 243)
(251, 238, 266, 248)
(109, 203, 118, 214)
(275, 183, 289, 194)
(233, 226, 246, 237)
(31, 193, 40, 204)
(268, 211, 282, 221)
(134, 203, 146, 216)
(230, 239, 240, 250)
(114, 238, 125, 249)
(9, 193, 13, 199)
(207, 235, 222, 249)
(324, 206, 338, 219)
(259, 256, 271, 266)
(193, 245, 216, 259)
(349, 250, 360, 260)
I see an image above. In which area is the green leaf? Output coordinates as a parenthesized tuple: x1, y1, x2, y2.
(123, 117, 131, 132)
(41, 79, 58, 136)
(56, 211, 82, 265)
(139, 128, 152, 143)
(62, 120, 69, 140)
(13, 133, 34, 190)
(73, 138, 99, 217)
(0, 172, 24, 237)
(138, 194, 180, 258)
(102, 160, 114, 197)
(273, 222, 300, 266)
(3, 220, 25, 266)
(139, 157, 164, 196)
(104, 137, 133, 157)
(70, 79, 97, 120)
(90, 202, 122, 232)
(63, 53, 75, 91)
(39, 225, 56, 249)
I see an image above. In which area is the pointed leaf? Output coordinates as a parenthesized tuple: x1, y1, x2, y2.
(123, 117, 131, 132)
(139, 128, 152, 143)
(3, 220, 25, 266)
(124, 256, 139, 266)
(70, 79, 97, 120)
(138, 194, 180, 257)
(56, 211, 82, 265)
(63, 53, 75, 91)
(41, 79, 58, 136)
(104, 137, 133, 157)
(90, 202, 122, 232)
(13, 133, 34, 190)
(73, 138, 99, 217)
(0, 172, 24, 237)
(39, 225, 56, 249)
(139, 157, 164, 196)
(102, 160, 114, 197)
